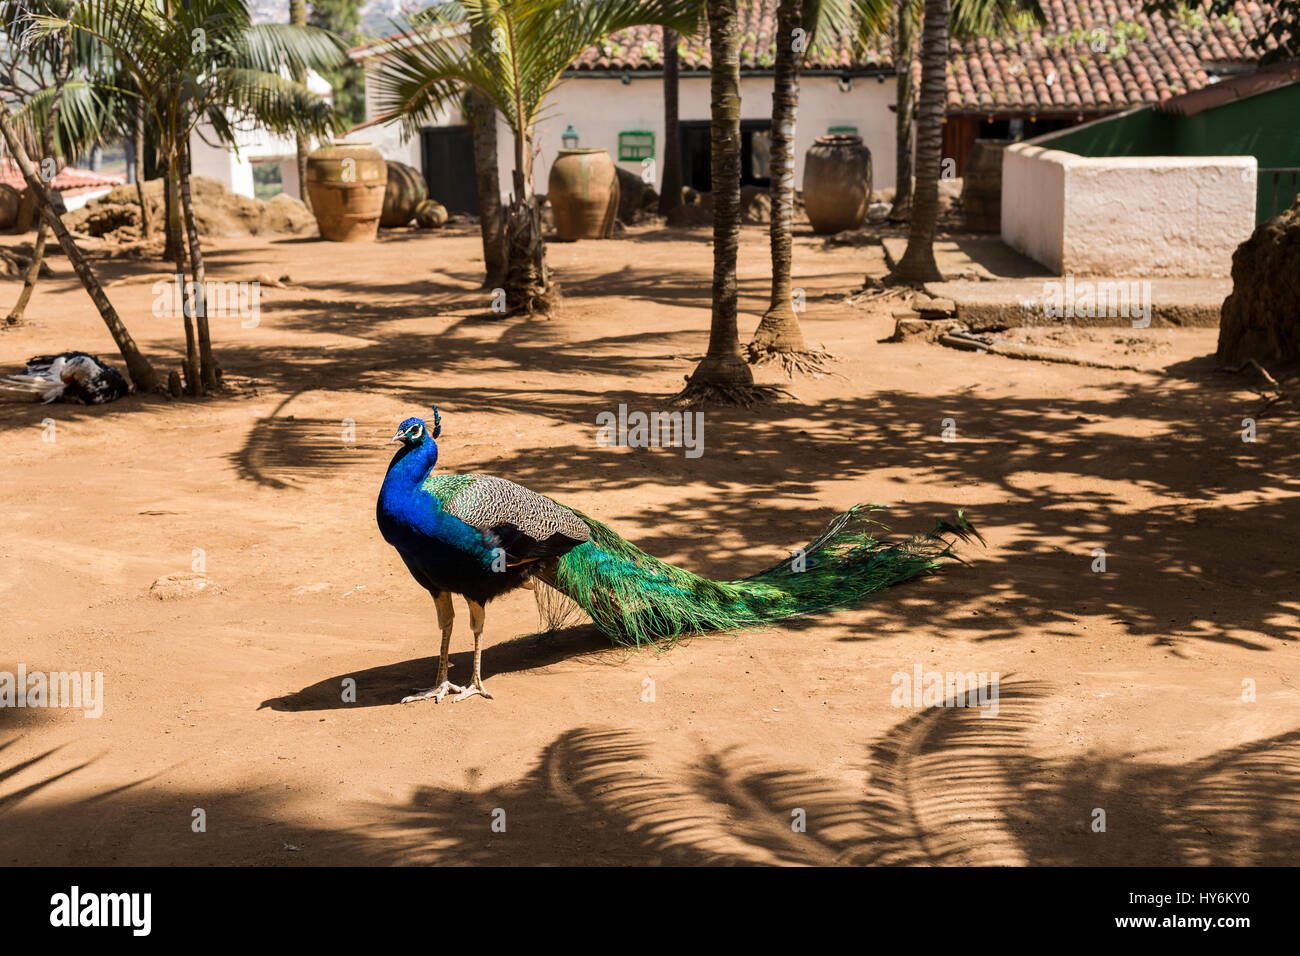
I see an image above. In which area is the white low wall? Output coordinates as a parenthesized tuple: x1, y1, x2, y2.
(1001, 143, 1257, 277)
(1002, 145, 1067, 273)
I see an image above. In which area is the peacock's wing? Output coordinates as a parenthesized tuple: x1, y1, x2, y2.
(424, 473, 591, 564)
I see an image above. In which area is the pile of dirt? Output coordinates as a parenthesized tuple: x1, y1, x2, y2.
(64, 177, 317, 243)
(1218, 194, 1300, 368)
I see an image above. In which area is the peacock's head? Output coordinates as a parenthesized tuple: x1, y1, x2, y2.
(390, 405, 442, 448)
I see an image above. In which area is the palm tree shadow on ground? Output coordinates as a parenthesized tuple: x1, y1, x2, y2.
(6, 682, 1298, 865)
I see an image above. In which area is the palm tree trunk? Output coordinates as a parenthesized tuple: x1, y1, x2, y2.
(135, 105, 152, 236)
(746, 0, 828, 375)
(164, 160, 186, 266)
(658, 27, 683, 218)
(5, 220, 48, 325)
(0, 107, 160, 393)
(179, 137, 217, 392)
(465, 89, 505, 288)
(678, 0, 782, 406)
(290, 0, 312, 212)
(891, 1, 916, 220)
(504, 124, 550, 315)
(166, 144, 199, 393)
(891, 0, 947, 284)
(6, 40, 71, 325)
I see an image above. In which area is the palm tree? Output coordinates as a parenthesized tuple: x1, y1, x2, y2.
(888, 0, 915, 220)
(676, 0, 786, 406)
(464, 85, 506, 287)
(290, 0, 312, 212)
(373, 0, 701, 317)
(745, 0, 867, 376)
(657, 26, 682, 218)
(42, 0, 344, 393)
(889, 0, 1040, 282)
(1, 0, 83, 324)
(889, 0, 946, 282)
(0, 106, 161, 392)
(465, 20, 505, 288)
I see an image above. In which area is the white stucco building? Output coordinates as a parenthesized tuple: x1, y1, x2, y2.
(188, 68, 334, 200)
(347, 18, 897, 213)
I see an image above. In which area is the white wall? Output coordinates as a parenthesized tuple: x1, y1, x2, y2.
(1002, 143, 1258, 276)
(521, 73, 898, 199)
(1001, 144, 1067, 272)
(359, 63, 899, 203)
(188, 69, 334, 200)
(351, 117, 423, 169)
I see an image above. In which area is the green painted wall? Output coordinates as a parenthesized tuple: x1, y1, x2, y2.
(1036, 83, 1300, 221)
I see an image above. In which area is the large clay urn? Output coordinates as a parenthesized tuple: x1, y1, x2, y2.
(380, 161, 428, 227)
(802, 134, 872, 235)
(0, 183, 21, 229)
(306, 142, 387, 241)
(548, 148, 619, 240)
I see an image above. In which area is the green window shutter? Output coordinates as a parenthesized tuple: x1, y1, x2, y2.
(618, 130, 655, 161)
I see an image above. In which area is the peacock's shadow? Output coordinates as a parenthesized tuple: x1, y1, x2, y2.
(258, 623, 615, 711)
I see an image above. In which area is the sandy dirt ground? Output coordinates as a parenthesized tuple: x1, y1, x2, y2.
(1, 223, 1297, 866)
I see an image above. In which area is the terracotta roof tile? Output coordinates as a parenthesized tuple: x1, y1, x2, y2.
(572, 0, 1276, 114)
(0, 160, 125, 194)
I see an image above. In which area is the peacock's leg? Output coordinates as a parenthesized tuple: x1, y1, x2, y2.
(452, 598, 493, 702)
(402, 590, 465, 703)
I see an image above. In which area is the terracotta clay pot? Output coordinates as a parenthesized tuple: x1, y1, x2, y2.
(381, 161, 428, 227)
(547, 148, 619, 240)
(0, 183, 20, 230)
(414, 199, 448, 229)
(306, 142, 387, 241)
(802, 134, 872, 235)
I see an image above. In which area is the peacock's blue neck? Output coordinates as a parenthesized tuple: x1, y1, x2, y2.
(384, 438, 437, 487)
(378, 440, 441, 535)
(376, 439, 494, 571)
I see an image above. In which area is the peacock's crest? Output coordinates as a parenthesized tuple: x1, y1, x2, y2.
(429, 404, 441, 439)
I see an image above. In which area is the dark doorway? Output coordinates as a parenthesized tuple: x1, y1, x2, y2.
(420, 125, 478, 214)
(942, 115, 1097, 176)
(679, 119, 772, 192)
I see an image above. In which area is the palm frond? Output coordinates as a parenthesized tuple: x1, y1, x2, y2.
(208, 67, 342, 140)
(952, 0, 1044, 39)
(373, 0, 702, 143)
(10, 78, 109, 157)
(234, 22, 348, 76)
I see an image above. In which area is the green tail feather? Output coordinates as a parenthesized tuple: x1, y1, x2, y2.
(551, 505, 980, 646)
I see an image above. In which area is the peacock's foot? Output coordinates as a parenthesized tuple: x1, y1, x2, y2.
(401, 681, 464, 704)
(452, 682, 493, 703)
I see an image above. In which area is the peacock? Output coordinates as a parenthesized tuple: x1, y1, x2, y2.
(0, 352, 129, 405)
(377, 405, 982, 703)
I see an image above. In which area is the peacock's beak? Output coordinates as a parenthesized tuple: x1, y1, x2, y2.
(390, 430, 405, 444)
